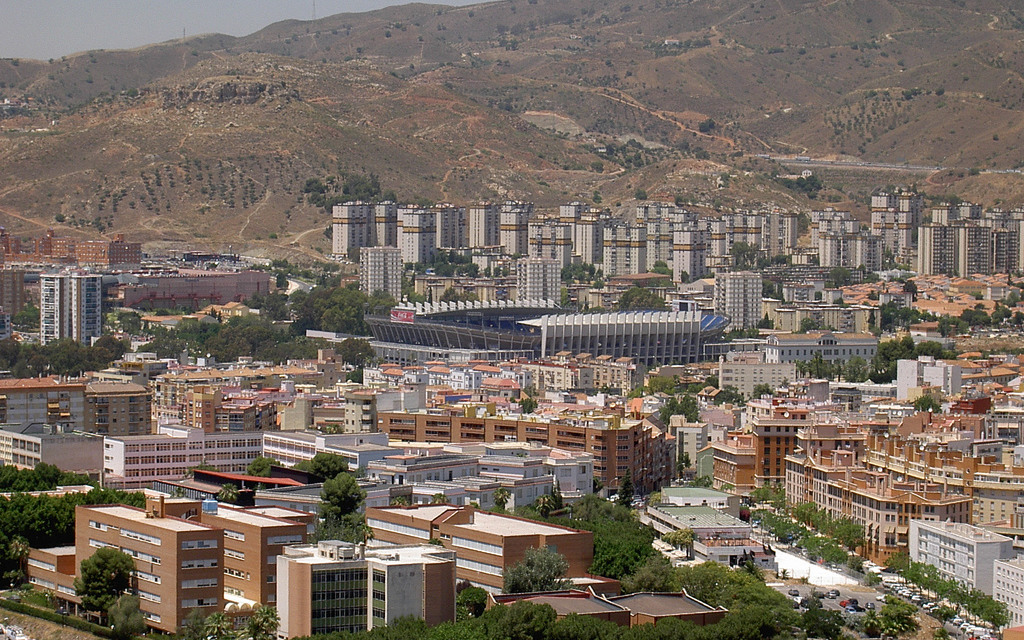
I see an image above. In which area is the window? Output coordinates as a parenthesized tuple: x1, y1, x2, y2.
(182, 539, 218, 550)
(451, 537, 502, 556)
(224, 529, 245, 542)
(366, 519, 428, 540)
(182, 558, 218, 569)
(138, 590, 161, 604)
(182, 578, 218, 589)
(268, 534, 302, 545)
(224, 549, 245, 561)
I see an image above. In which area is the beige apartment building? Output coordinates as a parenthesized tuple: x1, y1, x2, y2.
(365, 505, 594, 592)
(377, 410, 674, 494)
(84, 382, 152, 435)
(26, 496, 311, 633)
(864, 431, 1024, 524)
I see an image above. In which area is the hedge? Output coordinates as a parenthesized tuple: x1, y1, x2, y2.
(0, 597, 113, 638)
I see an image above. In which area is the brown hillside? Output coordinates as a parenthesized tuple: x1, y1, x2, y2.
(0, 0, 1022, 256)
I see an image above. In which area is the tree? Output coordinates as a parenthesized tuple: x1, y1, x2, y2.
(752, 383, 774, 398)
(519, 397, 538, 414)
(246, 456, 278, 477)
(246, 605, 279, 640)
(534, 494, 555, 518)
(879, 596, 919, 637)
(320, 473, 365, 522)
(803, 607, 845, 640)
(493, 486, 512, 511)
(659, 394, 698, 423)
(74, 547, 135, 612)
(216, 484, 239, 504)
(662, 528, 695, 558)
(621, 554, 681, 593)
(844, 356, 870, 382)
(431, 493, 449, 505)
(913, 395, 942, 413)
(336, 338, 376, 367)
(203, 612, 234, 640)
(730, 242, 760, 269)
(295, 452, 349, 480)
(616, 469, 634, 507)
(457, 586, 488, 618)
(108, 594, 146, 640)
(616, 287, 668, 311)
(502, 546, 572, 593)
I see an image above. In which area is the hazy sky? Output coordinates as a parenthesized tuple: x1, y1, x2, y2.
(2, 1, 479, 60)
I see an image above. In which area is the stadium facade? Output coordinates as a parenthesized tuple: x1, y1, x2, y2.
(365, 300, 729, 366)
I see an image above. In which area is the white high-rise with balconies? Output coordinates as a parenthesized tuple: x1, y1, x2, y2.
(361, 247, 403, 301)
(41, 271, 102, 345)
(713, 271, 761, 330)
(516, 257, 561, 302)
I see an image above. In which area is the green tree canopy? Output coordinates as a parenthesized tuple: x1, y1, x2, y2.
(109, 594, 146, 640)
(320, 473, 366, 522)
(246, 456, 279, 477)
(616, 287, 668, 311)
(502, 546, 572, 594)
(74, 547, 135, 612)
(295, 453, 350, 480)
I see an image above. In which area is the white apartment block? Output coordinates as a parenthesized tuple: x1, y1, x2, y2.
(0, 424, 103, 475)
(718, 353, 797, 397)
(332, 202, 398, 258)
(572, 211, 607, 265)
(708, 213, 763, 270)
(870, 190, 922, 260)
(499, 202, 532, 256)
(360, 247, 403, 301)
(468, 203, 500, 248)
(762, 211, 798, 257)
(994, 557, 1024, 627)
(673, 224, 708, 282)
(896, 356, 962, 401)
(102, 423, 266, 489)
(603, 223, 647, 277)
(41, 271, 102, 345)
(434, 204, 467, 250)
(909, 519, 1013, 595)
(713, 271, 762, 330)
(373, 202, 398, 247)
(810, 209, 859, 246)
(261, 431, 395, 470)
(764, 331, 878, 363)
(819, 232, 883, 270)
(397, 207, 437, 264)
(516, 257, 561, 302)
(528, 221, 573, 267)
(332, 203, 372, 257)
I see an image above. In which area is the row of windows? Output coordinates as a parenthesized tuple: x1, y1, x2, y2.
(366, 518, 428, 540)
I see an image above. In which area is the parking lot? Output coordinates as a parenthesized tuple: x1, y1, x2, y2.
(771, 584, 881, 613)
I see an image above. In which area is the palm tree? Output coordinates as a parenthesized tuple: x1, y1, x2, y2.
(8, 537, 29, 586)
(246, 605, 279, 640)
(493, 486, 512, 511)
(534, 494, 555, 518)
(662, 528, 695, 559)
(431, 493, 448, 505)
(216, 484, 239, 504)
(203, 612, 233, 640)
(390, 495, 410, 506)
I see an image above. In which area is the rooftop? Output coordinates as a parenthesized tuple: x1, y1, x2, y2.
(661, 487, 731, 499)
(649, 505, 748, 529)
(83, 504, 215, 532)
(609, 591, 721, 616)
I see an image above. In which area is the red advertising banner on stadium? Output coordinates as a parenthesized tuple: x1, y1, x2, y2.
(390, 309, 415, 323)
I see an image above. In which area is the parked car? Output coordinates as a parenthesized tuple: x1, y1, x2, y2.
(866, 602, 875, 610)
(826, 589, 840, 599)
(788, 589, 801, 597)
(840, 600, 851, 608)
(848, 598, 859, 606)
(812, 591, 825, 599)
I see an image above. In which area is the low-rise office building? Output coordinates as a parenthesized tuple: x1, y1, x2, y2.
(276, 540, 456, 638)
(365, 505, 594, 592)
